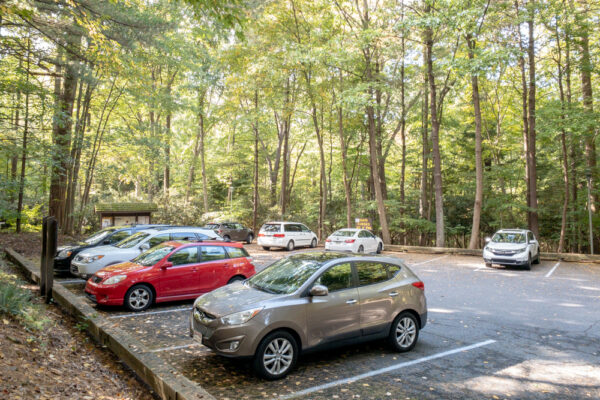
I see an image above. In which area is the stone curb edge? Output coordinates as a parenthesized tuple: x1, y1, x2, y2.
(4, 247, 215, 400)
(385, 244, 600, 264)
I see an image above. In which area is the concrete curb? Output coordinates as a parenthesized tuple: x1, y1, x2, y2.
(4, 248, 215, 400)
(385, 244, 600, 264)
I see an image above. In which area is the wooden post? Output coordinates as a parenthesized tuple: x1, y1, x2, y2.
(44, 217, 57, 302)
(40, 216, 48, 297)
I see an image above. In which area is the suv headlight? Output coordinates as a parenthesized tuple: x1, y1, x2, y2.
(516, 246, 528, 253)
(58, 249, 72, 258)
(220, 307, 263, 326)
(102, 275, 127, 285)
(82, 255, 104, 263)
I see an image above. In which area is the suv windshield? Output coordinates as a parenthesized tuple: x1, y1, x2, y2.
(492, 232, 526, 244)
(133, 245, 175, 266)
(84, 228, 117, 245)
(249, 257, 322, 294)
(115, 232, 151, 248)
(262, 224, 281, 233)
(331, 230, 355, 237)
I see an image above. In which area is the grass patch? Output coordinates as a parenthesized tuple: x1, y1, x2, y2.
(0, 269, 51, 331)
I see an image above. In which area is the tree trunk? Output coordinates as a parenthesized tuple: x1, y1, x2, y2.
(336, 72, 352, 228)
(399, 11, 407, 244)
(467, 36, 484, 250)
(579, 9, 597, 215)
(16, 37, 31, 233)
(164, 113, 171, 196)
(200, 111, 209, 214)
(425, 7, 445, 247)
(252, 90, 259, 235)
(526, 5, 539, 237)
(419, 44, 430, 246)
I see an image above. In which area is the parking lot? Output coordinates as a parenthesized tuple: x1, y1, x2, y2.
(55, 246, 600, 399)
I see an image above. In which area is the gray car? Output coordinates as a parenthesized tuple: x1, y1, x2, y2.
(205, 222, 254, 243)
(189, 251, 427, 379)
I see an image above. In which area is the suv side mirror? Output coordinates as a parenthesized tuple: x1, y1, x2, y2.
(139, 243, 150, 251)
(310, 285, 328, 297)
(484, 237, 491, 243)
(103, 239, 111, 245)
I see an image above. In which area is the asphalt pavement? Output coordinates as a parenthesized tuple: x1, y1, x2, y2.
(55, 245, 600, 399)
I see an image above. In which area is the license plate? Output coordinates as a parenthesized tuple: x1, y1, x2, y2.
(192, 331, 202, 343)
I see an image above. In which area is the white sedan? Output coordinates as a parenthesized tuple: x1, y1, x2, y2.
(325, 228, 384, 254)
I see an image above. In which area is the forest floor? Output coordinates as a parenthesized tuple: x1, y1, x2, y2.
(0, 239, 155, 400)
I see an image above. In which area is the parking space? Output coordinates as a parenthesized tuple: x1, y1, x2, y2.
(54, 247, 600, 399)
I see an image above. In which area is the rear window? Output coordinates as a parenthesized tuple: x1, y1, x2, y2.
(205, 224, 220, 229)
(262, 224, 281, 233)
(225, 246, 250, 259)
(332, 230, 355, 237)
(285, 224, 302, 232)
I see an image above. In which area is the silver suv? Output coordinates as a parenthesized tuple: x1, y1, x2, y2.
(189, 252, 427, 379)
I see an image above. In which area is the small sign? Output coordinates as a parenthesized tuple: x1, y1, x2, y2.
(355, 217, 372, 230)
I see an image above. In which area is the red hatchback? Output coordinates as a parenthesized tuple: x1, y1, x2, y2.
(85, 241, 255, 312)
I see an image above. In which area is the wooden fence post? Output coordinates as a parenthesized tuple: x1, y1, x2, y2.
(40, 216, 48, 297)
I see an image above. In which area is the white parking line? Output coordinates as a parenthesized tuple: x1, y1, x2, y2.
(148, 343, 200, 353)
(410, 255, 448, 267)
(57, 279, 87, 285)
(278, 339, 497, 399)
(545, 262, 561, 278)
(108, 307, 192, 319)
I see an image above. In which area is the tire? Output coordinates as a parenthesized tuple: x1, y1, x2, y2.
(358, 245, 364, 253)
(124, 284, 153, 312)
(253, 330, 298, 380)
(376, 243, 383, 254)
(388, 311, 419, 352)
(262, 246, 270, 251)
(524, 253, 532, 271)
(485, 262, 492, 268)
(228, 275, 245, 284)
(223, 235, 231, 241)
(310, 238, 317, 248)
(533, 251, 540, 264)
(286, 241, 295, 251)
(246, 234, 254, 244)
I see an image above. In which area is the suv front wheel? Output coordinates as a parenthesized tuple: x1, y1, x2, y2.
(253, 330, 298, 380)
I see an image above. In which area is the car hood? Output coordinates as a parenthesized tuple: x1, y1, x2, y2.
(78, 245, 118, 257)
(95, 262, 145, 278)
(487, 242, 527, 250)
(194, 281, 280, 317)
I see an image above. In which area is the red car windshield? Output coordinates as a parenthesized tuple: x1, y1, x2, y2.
(133, 244, 176, 266)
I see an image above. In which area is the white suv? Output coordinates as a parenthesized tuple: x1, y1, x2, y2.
(71, 227, 221, 278)
(257, 222, 318, 251)
(483, 229, 540, 270)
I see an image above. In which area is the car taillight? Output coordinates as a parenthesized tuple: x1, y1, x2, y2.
(218, 229, 223, 234)
(246, 257, 254, 262)
(258, 233, 265, 237)
(325, 239, 331, 242)
(273, 234, 285, 238)
(345, 239, 355, 243)
(412, 281, 425, 290)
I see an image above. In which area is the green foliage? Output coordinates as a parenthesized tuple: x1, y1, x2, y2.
(0, 271, 50, 331)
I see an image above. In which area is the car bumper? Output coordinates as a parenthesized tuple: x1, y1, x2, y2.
(483, 250, 529, 265)
(53, 257, 71, 273)
(257, 237, 287, 248)
(189, 309, 261, 358)
(71, 261, 103, 279)
(84, 280, 126, 306)
(325, 242, 356, 252)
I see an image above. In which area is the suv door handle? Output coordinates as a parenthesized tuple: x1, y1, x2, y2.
(346, 299, 357, 304)
(389, 291, 399, 297)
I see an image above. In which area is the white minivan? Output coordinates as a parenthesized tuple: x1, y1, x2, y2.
(257, 222, 318, 251)
(71, 227, 221, 278)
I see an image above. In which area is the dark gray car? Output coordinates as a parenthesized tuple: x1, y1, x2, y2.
(205, 222, 254, 243)
(189, 251, 427, 380)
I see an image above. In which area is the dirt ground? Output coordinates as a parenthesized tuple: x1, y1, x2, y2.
(0, 256, 155, 400)
(0, 231, 77, 259)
